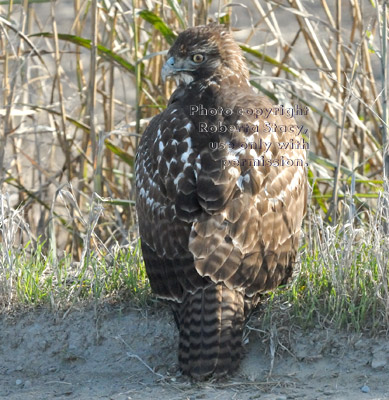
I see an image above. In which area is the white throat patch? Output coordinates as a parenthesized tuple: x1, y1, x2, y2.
(174, 73, 194, 86)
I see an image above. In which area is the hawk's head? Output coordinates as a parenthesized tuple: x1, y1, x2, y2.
(161, 24, 249, 85)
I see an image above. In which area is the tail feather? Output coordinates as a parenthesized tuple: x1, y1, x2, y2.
(177, 284, 245, 378)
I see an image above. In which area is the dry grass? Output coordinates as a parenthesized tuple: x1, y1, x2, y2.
(0, 0, 388, 331)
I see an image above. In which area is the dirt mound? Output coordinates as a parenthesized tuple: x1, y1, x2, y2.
(1, 306, 388, 399)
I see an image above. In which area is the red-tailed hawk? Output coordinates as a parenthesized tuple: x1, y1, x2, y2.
(135, 24, 307, 379)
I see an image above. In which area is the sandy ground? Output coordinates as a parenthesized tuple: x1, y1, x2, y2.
(1, 304, 389, 400)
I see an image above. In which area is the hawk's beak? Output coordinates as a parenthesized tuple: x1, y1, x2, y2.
(161, 56, 176, 83)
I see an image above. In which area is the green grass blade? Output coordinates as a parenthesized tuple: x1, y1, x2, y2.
(105, 139, 134, 168)
(240, 45, 299, 77)
(29, 32, 140, 75)
(166, 0, 186, 29)
(138, 10, 177, 45)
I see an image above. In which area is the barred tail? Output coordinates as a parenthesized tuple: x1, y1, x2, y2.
(177, 284, 245, 379)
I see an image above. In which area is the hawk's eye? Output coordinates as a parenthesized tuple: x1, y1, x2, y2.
(192, 54, 204, 63)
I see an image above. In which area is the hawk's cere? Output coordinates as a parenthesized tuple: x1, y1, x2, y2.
(135, 24, 307, 379)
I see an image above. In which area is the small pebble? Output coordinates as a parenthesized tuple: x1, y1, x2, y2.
(15, 379, 23, 386)
(360, 385, 370, 393)
(372, 352, 387, 369)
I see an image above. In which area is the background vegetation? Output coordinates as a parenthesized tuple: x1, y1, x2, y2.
(0, 0, 388, 333)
